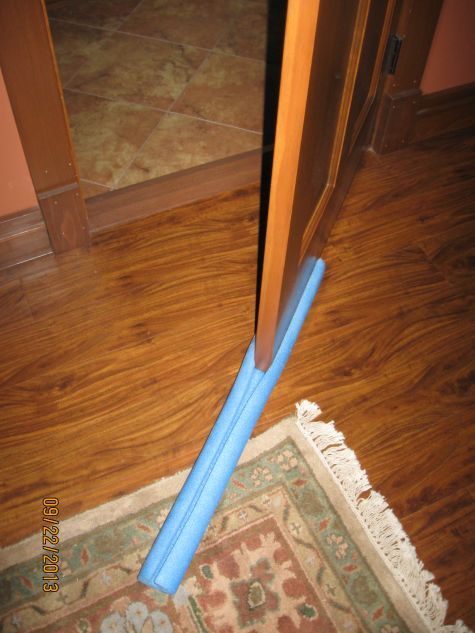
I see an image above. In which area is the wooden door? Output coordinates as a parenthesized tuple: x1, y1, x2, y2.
(255, 0, 395, 369)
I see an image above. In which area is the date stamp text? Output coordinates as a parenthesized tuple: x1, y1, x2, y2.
(42, 498, 60, 592)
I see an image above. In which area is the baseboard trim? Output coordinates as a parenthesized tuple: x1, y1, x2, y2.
(0, 207, 52, 270)
(87, 148, 265, 235)
(370, 90, 421, 154)
(412, 83, 475, 143)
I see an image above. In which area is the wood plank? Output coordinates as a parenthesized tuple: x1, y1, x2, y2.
(0, 1, 77, 192)
(0, 0, 90, 252)
(371, 0, 444, 152)
(0, 280, 34, 330)
(412, 83, 475, 144)
(0, 129, 473, 627)
(384, 0, 443, 96)
(0, 208, 53, 271)
(0, 207, 44, 239)
(39, 185, 90, 253)
(403, 492, 475, 625)
(86, 149, 264, 234)
(370, 90, 420, 152)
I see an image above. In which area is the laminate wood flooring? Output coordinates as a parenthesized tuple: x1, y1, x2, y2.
(1, 129, 474, 626)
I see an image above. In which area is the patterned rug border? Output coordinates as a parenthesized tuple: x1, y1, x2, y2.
(293, 402, 471, 633)
(1, 402, 471, 633)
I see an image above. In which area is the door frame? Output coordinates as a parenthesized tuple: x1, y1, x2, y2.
(0, 0, 90, 254)
(0, 0, 445, 258)
(370, 0, 444, 152)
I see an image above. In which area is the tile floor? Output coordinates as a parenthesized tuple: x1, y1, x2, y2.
(46, 0, 268, 197)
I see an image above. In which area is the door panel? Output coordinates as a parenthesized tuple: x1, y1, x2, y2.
(347, 1, 393, 152)
(255, 0, 395, 369)
(294, 1, 360, 244)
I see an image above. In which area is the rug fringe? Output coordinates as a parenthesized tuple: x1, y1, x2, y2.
(295, 400, 472, 633)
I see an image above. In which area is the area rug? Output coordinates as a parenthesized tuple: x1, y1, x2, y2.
(0, 402, 470, 633)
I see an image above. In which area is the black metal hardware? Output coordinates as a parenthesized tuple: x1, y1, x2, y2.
(383, 34, 403, 75)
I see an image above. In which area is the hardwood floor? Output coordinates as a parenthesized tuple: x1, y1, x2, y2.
(1, 129, 474, 626)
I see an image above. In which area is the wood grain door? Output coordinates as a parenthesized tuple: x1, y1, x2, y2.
(255, 0, 395, 369)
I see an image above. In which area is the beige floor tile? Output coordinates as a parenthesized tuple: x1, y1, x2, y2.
(45, 0, 142, 30)
(120, 0, 243, 49)
(118, 113, 262, 186)
(172, 54, 265, 131)
(215, 1, 268, 60)
(68, 32, 206, 109)
(49, 20, 112, 86)
(64, 91, 162, 186)
(80, 180, 112, 198)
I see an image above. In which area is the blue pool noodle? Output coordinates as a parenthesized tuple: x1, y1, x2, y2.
(138, 257, 325, 594)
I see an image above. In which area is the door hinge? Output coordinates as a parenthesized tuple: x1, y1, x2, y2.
(383, 34, 403, 75)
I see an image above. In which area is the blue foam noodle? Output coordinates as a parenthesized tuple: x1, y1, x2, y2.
(138, 257, 325, 593)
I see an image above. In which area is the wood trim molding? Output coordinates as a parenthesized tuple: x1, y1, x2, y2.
(371, 89, 420, 152)
(371, 0, 443, 153)
(1, 147, 265, 267)
(0, 0, 90, 253)
(87, 148, 265, 235)
(411, 83, 475, 143)
(38, 185, 89, 253)
(0, 207, 52, 270)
